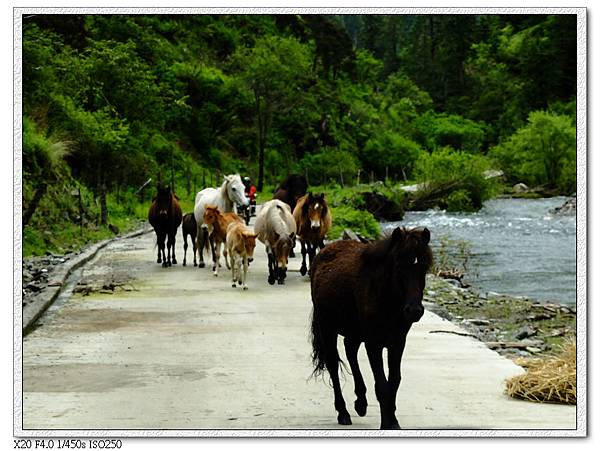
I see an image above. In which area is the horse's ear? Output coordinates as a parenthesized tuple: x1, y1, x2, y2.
(391, 227, 405, 243)
(319, 192, 325, 200)
(421, 228, 430, 245)
(289, 232, 295, 240)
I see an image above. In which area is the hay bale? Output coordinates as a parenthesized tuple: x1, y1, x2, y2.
(506, 338, 576, 405)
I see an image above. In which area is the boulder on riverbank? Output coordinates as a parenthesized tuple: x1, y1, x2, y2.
(551, 196, 576, 215)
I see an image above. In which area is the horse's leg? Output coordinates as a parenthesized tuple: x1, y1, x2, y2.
(156, 233, 162, 264)
(344, 337, 368, 417)
(183, 233, 188, 266)
(385, 337, 407, 430)
(318, 239, 326, 249)
(224, 246, 230, 270)
(365, 342, 396, 430)
(242, 256, 249, 290)
(171, 230, 177, 265)
(160, 232, 167, 268)
(324, 334, 351, 426)
(213, 241, 221, 276)
(230, 251, 237, 288)
(299, 240, 308, 276)
(192, 233, 197, 267)
(166, 232, 172, 266)
(267, 250, 276, 285)
(197, 225, 205, 268)
(307, 241, 317, 274)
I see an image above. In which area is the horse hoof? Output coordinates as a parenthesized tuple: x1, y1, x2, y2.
(213, 273, 218, 277)
(268, 276, 275, 285)
(232, 283, 237, 288)
(157, 259, 161, 264)
(243, 286, 248, 291)
(193, 262, 197, 267)
(238, 280, 242, 286)
(199, 262, 205, 268)
(168, 261, 172, 267)
(300, 266, 307, 276)
(277, 279, 285, 285)
(355, 399, 367, 417)
(337, 412, 352, 426)
(172, 259, 177, 265)
(381, 421, 401, 430)
(162, 262, 168, 268)
(183, 262, 187, 267)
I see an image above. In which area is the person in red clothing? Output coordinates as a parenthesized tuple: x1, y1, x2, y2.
(243, 177, 257, 218)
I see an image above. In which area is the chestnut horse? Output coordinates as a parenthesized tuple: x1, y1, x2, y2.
(226, 222, 258, 290)
(203, 205, 243, 276)
(181, 213, 197, 267)
(148, 185, 183, 268)
(293, 192, 332, 276)
(310, 227, 432, 429)
(254, 199, 296, 285)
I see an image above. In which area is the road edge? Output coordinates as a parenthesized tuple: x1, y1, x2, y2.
(22, 227, 152, 335)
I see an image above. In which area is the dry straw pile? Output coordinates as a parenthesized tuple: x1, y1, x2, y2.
(506, 338, 576, 405)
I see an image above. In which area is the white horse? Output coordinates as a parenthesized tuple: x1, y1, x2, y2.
(194, 174, 249, 268)
(254, 199, 297, 285)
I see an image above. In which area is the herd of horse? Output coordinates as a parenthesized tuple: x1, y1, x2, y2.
(147, 173, 432, 430)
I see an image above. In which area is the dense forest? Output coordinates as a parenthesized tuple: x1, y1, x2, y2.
(22, 14, 577, 255)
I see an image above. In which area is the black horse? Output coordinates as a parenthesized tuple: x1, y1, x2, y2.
(148, 185, 183, 268)
(309, 227, 432, 429)
(273, 174, 308, 213)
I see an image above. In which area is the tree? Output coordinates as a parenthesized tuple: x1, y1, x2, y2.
(230, 36, 313, 191)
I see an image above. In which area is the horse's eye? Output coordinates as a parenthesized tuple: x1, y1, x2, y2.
(232, 187, 236, 191)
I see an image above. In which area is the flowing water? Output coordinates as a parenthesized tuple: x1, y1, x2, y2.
(383, 197, 577, 305)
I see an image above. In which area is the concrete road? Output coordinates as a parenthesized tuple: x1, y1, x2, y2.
(22, 223, 576, 433)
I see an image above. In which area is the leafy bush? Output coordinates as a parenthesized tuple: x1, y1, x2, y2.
(415, 111, 486, 153)
(489, 110, 576, 194)
(412, 147, 499, 211)
(328, 204, 381, 240)
(362, 131, 424, 180)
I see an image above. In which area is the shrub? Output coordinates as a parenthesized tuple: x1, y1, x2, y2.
(412, 147, 499, 211)
(488, 110, 576, 194)
(328, 204, 381, 240)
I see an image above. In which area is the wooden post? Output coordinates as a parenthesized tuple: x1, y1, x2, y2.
(78, 187, 83, 236)
(370, 171, 374, 184)
(356, 169, 361, 186)
(339, 166, 344, 187)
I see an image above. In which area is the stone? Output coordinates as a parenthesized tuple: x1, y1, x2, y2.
(512, 183, 529, 193)
(515, 325, 536, 340)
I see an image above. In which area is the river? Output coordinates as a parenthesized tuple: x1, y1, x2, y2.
(383, 197, 577, 305)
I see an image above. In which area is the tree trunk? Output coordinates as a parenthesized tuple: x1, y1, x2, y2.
(22, 183, 47, 228)
(255, 92, 266, 192)
(100, 183, 108, 225)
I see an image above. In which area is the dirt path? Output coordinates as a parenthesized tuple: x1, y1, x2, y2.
(21, 224, 576, 434)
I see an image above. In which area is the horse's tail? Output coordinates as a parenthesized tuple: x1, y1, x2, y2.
(310, 307, 328, 378)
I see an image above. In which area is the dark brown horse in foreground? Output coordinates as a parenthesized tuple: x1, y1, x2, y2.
(148, 185, 183, 268)
(181, 213, 197, 267)
(292, 192, 332, 276)
(310, 227, 432, 429)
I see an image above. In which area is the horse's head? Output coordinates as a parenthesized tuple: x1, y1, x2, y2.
(303, 192, 328, 231)
(273, 231, 295, 284)
(388, 227, 432, 323)
(242, 231, 259, 263)
(225, 174, 249, 208)
(156, 185, 172, 218)
(203, 205, 220, 229)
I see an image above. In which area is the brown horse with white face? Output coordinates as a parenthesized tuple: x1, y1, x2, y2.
(310, 227, 432, 429)
(148, 185, 183, 268)
(293, 192, 332, 277)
